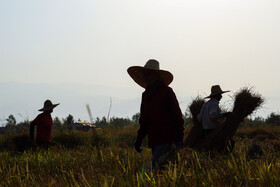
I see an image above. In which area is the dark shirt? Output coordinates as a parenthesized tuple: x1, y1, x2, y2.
(33, 112, 53, 143)
(137, 84, 184, 148)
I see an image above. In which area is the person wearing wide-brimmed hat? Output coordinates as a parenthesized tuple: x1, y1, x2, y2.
(30, 100, 59, 148)
(128, 59, 184, 169)
(197, 85, 230, 138)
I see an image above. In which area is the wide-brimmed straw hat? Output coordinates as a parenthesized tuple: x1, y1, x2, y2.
(39, 100, 60, 112)
(205, 85, 230, 98)
(127, 59, 173, 88)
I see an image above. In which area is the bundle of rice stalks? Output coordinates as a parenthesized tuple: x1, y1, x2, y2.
(198, 87, 264, 153)
(184, 97, 205, 148)
(232, 87, 264, 119)
(189, 97, 205, 126)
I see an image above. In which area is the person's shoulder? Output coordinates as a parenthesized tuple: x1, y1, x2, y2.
(165, 86, 174, 92)
(38, 112, 52, 119)
(208, 99, 219, 106)
(165, 86, 178, 99)
(160, 86, 174, 96)
(36, 112, 44, 118)
(142, 90, 147, 96)
(33, 112, 44, 122)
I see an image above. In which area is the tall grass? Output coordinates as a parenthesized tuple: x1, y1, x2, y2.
(1, 125, 280, 186)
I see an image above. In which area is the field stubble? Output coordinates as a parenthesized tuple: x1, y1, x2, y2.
(1, 125, 280, 186)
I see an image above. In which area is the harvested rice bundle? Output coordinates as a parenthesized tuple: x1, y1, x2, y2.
(233, 87, 264, 119)
(189, 97, 205, 126)
(199, 87, 264, 153)
(184, 97, 205, 148)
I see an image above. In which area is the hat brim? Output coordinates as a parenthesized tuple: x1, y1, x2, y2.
(205, 91, 230, 99)
(127, 66, 173, 88)
(39, 103, 60, 111)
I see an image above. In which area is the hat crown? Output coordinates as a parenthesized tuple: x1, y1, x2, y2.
(43, 100, 53, 108)
(204, 85, 229, 98)
(39, 99, 59, 111)
(211, 85, 223, 94)
(144, 59, 160, 70)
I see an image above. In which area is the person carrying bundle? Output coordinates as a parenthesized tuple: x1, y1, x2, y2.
(127, 59, 184, 169)
(30, 100, 59, 148)
(197, 85, 230, 139)
(186, 86, 263, 153)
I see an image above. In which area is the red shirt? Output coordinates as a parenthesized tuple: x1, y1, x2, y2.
(33, 112, 53, 142)
(137, 84, 184, 148)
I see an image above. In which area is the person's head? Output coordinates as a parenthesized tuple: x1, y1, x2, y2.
(143, 70, 161, 88)
(205, 85, 230, 100)
(38, 100, 59, 113)
(127, 59, 173, 89)
(211, 93, 222, 101)
(45, 108, 53, 114)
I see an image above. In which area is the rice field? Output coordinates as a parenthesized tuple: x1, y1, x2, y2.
(1, 125, 280, 186)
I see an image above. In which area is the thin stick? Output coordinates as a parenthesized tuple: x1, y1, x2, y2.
(107, 97, 112, 125)
(86, 104, 94, 124)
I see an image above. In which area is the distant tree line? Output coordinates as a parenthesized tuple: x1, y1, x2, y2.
(0, 113, 140, 135)
(1, 112, 280, 135)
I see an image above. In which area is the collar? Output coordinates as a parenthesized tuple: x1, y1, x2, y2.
(145, 82, 165, 93)
(210, 98, 219, 103)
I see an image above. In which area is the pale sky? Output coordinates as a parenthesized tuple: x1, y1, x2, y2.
(1, 0, 280, 119)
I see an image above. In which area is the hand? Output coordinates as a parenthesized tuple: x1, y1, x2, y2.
(134, 139, 142, 153)
(218, 112, 230, 119)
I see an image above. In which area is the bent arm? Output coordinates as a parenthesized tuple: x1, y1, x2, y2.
(168, 88, 184, 141)
(209, 102, 219, 121)
(137, 96, 148, 142)
(30, 121, 36, 141)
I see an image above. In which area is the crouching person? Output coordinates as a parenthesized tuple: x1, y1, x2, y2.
(30, 100, 59, 148)
(127, 59, 184, 169)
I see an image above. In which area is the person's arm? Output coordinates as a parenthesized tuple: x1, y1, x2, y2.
(30, 121, 36, 141)
(30, 114, 41, 141)
(209, 101, 220, 121)
(135, 94, 148, 153)
(167, 88, 184, 144)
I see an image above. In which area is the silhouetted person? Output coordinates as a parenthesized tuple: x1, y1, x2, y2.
(197, 85, 230, 138)
(127, 59, 184, 169)
(30, 100, 59, 148)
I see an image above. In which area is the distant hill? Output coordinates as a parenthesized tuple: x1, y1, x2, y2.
(0, 82, 275, 126)
(0, 82, 142, 126)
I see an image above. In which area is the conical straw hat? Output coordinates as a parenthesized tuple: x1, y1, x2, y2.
(205, 85, 230, 98)
(39, 100, 60, 111)
(127, 59, 173, 89)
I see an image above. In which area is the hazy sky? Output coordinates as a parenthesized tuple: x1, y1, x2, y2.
(1, 0, 280, 118)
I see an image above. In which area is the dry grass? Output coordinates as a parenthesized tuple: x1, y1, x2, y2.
(1, 125, 280, 186)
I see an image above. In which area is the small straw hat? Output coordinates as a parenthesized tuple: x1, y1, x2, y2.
(39, 100, 60, 112)
(205, 85, 230, 98)
(127, 59, 173, 88)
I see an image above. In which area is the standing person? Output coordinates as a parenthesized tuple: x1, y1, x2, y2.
(30, 100, 59, 148)
(127, 59, 184, 169)
(197, 85, 230, 138)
